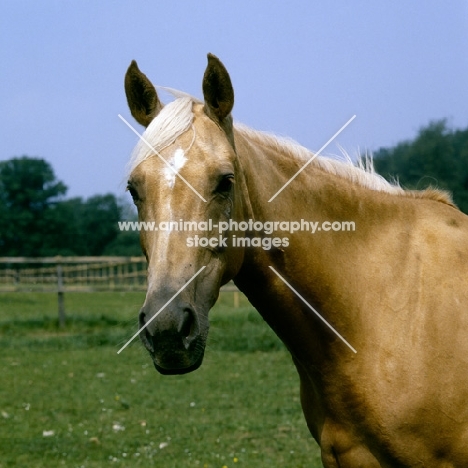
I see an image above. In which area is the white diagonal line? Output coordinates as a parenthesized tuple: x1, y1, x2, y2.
(118, 114, 207, 202)
(269, 266, 357, 353)
(268, 115, 356, 202)
(117, 265, 206, 354)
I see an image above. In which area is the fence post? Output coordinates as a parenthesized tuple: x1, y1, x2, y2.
(57, 264, 65, 327)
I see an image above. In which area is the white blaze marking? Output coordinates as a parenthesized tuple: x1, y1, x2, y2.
(157, 149, 186, 263)
(163, 148, 187, 188)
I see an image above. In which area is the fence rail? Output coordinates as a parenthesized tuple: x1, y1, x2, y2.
(0, 256, 148, 292)
(0, 257, 241, 325)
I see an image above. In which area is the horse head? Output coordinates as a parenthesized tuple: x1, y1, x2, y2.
(124, 54, 245, 374)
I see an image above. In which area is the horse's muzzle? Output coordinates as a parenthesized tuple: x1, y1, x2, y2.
(138, 304, 206, 374)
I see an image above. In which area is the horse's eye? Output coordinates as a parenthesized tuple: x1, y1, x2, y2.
(126, 184, 140, 203)
(216, 175, 234, 194)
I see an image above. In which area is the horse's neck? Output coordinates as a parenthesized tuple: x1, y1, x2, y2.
(232, 130, 382, 359)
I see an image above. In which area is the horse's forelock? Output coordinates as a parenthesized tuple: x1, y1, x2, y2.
(126, 96, 195, 178)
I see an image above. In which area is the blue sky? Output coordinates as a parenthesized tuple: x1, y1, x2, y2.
(1, 1, 467, 198)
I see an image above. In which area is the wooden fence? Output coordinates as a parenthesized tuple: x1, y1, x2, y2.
(0, 256, 148, 293)
(0, 257, 240, 326)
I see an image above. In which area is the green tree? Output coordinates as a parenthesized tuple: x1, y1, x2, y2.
(78, 194, 122, 256)
(373, 121, 468, 214)
(39, 197, 85, 256)
(451, 127, 468, 211)
(0, 156, 128, 256)
(103, 197, 141, 256)
(0, 156, 67, 255)
(38, 195, 124, 256)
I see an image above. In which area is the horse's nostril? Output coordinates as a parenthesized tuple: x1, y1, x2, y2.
(179, 308, 195, 339)
(138, 311, 154, 353)
(139, 311, 146, 328)
(144, 328, 154, 352)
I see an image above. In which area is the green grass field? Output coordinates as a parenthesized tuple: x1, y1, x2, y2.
(0, 291, 322, 467)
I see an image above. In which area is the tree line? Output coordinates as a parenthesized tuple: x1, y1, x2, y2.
(373, 120, 468, 213)
(0, 120, 467, 257)
(0, 157, 140, 257)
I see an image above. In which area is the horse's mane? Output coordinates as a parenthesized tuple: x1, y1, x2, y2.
(127, 94, 454, 207)
(234, 123, 455, 207)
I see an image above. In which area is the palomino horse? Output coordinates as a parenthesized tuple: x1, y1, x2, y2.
(124, 54, 468, 467)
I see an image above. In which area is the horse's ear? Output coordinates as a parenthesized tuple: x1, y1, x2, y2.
(202, 54, 234, 123)
(125, 60, 163, 127)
